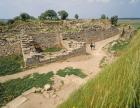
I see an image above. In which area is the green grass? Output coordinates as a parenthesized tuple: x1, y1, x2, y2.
(45, 47, 62, 52)
(110, 40, 129, 52)
(56, 67, 87, 78)
(0, 72, 54, 107)
(58, 30, 140, 108)
(0, 55, 23, 76)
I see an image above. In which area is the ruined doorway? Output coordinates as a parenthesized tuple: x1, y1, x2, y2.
(30, 41, 43, 53)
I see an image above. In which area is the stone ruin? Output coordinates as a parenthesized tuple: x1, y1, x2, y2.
(0, 19, 120, 67)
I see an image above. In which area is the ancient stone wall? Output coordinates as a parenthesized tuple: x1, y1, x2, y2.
(62, 26, 119, 43)
(0, 33, 21, 57)
(30, 32, 61, 50)
(121, 28, 136, 39)
(0, 20, 119, 61)
(26, 43, 86, 67)
(0, 26, 119, 57)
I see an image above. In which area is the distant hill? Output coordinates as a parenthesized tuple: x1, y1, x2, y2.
(0, 19, 9, 23)
(119, 18, 140, 20)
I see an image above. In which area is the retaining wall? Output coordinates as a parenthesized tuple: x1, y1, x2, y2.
(26, 43, 86, 67)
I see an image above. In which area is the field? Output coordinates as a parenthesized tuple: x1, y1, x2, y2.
(58, 30, 140, 108)
(118, 19, 140, 29)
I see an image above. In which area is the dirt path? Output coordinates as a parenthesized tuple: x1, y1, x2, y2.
(3, 35, 120, 108)
(0, 35, 119, 83)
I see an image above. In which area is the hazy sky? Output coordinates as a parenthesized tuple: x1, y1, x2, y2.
(0, 0, 140, 19)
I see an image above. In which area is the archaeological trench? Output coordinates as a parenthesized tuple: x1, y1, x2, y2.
(0, 19, 120, 67)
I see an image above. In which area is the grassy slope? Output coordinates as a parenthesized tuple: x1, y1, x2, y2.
(59, 30, 140, 108)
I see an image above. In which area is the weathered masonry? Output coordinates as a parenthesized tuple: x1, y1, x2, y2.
(0, 19, 120, 67)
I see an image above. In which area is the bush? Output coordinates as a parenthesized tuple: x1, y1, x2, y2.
(0, 72, 54, 107)
(56, 67, 87, 78)
(0, 55, 23, 76)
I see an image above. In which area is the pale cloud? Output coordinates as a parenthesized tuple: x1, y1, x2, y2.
(129, 0, 140, 3)
(88, 0, 111, 3)
(0, 0, 140, 19)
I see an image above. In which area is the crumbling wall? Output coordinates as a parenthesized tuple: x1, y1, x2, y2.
(62, 26, 119, 43)
(26, 43, 86, 67)
(0, 20, 119, 60)
(29, 32, 61, 50)
(0, 33, 21, 57)
(121, 28, 136, 39)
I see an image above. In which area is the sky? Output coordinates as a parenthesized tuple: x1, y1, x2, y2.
(0, 0, 140, 19)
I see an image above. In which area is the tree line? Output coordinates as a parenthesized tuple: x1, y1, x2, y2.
(0, 10, 118, 26)
(6, 10, 79, 24)
(100, 14, 118, 26)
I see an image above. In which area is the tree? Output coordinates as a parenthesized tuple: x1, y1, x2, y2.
(110, 16, 118, 26)
(58, 10, 68, 20)
(39, 10, 58, 20)
(20, 13, 31, 21)
(75, 14, 79, 19)
(39, 13, 46, 20)
(101, 14, 106, 19)
(13, 16, 21, 21)
(30, 16, 36, 20)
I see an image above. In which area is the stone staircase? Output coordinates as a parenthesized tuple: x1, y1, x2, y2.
(20, 30, 38, 67)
